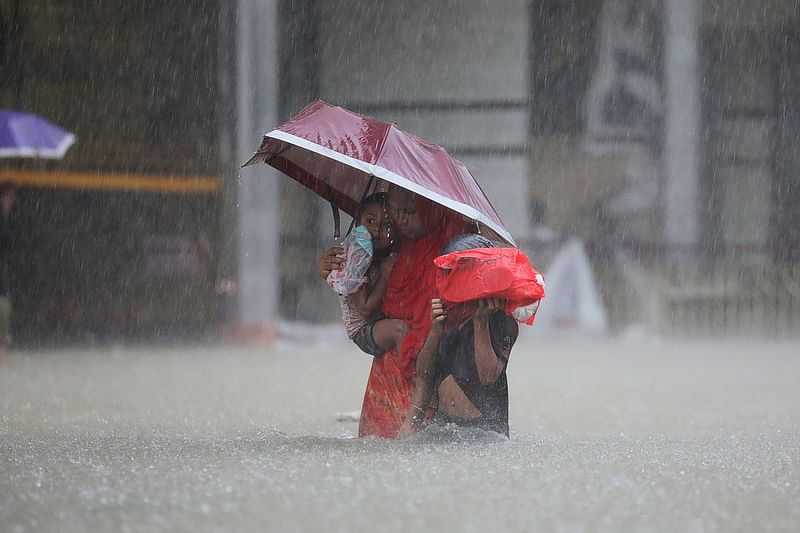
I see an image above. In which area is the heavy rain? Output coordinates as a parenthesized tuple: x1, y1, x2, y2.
(1, 1, 799, 532)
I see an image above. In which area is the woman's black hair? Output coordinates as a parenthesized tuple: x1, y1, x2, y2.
(439, 233, 496, 255)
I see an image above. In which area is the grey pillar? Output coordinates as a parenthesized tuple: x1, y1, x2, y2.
(663, 0, 701, 258)
(276, 0, 326, 322)
(233, 0, 280, 329)
(215, 1, 238, 328)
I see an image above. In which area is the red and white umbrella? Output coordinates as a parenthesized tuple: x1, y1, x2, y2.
(242, 99, 515, 245)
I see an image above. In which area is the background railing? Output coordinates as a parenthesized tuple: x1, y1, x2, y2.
(523, 235, 800, 338)
(658, 262, 800, 338)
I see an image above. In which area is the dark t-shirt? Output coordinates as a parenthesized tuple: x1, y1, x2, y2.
(435, 310, 519, 435)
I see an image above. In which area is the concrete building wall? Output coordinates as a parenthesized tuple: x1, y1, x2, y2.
(712, 33, 773, 260)
(315, 0, 531, 240)
(699, 0, 800, 262)
(0, 0, 223, 344)
(703, 0, 800, 28)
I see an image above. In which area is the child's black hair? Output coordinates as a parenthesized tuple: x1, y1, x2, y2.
(353, 191, 398, 257)
(439, 233, 496, 255)
(353, 191, 387, 223)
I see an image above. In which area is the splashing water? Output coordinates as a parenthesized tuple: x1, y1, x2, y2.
(1, 331, 798, 532)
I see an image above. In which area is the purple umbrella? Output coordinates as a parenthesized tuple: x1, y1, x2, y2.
(0, 109, 76, 159)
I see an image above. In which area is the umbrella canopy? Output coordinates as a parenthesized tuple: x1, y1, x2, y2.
(242, 99, 515, 245)
(0, 109, 76, 159)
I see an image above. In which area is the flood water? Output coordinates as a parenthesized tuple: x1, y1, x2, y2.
(1, 329, 798, 532)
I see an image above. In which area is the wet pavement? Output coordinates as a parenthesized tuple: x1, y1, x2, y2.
(1, 330, 798, 532)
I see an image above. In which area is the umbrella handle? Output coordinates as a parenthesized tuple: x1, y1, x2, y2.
(330, 200, 341, 241)
(341, 174, 376, 241)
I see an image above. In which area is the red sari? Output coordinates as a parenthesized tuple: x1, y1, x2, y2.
(358, 199, 465, 438)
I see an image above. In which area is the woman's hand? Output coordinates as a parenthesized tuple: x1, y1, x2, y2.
(397, 416, 416, 438)
(398, 405, 425, 438)
(317, 246, 344, 279)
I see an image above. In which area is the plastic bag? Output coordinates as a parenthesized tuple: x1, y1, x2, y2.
(434, 247, 545, 325)
(327, 224, 374, 295)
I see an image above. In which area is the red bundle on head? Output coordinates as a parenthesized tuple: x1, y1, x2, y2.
(434, 247, 545, 325)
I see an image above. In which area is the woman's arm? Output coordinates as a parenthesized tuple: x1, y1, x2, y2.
(410, 298, 445, 410)
(398, 298, 446, 436)
(316, 245, 345, 279)
(473, 299, 508, 385)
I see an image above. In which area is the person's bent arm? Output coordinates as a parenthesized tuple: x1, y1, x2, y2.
(473, 298, 507, 385)
(398, 298, 445, 436)
(353, 253, 396, 316)
(411, 298, 446, 410)
(317, 245, 344, 279)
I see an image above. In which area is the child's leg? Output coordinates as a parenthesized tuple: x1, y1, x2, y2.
(372, 318, 408, 351)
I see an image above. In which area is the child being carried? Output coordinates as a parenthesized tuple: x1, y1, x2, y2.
(328, 192, 408, 356)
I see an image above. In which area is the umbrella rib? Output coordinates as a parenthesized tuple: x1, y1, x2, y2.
(374, 122, 394, 164)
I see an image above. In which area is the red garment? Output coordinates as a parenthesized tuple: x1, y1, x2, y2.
(358, 199, 465, 438)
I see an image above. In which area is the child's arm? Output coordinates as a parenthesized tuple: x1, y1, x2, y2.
(398, 298, 446, 437)
(473, 298, 511, 384)
(353, 253, 396, 316)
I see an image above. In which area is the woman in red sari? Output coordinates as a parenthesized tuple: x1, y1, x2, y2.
(318, 186, 466, 438)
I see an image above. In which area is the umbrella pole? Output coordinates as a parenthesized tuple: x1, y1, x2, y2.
(330, 200, 341, 241)
(342, 174, 376, 239)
